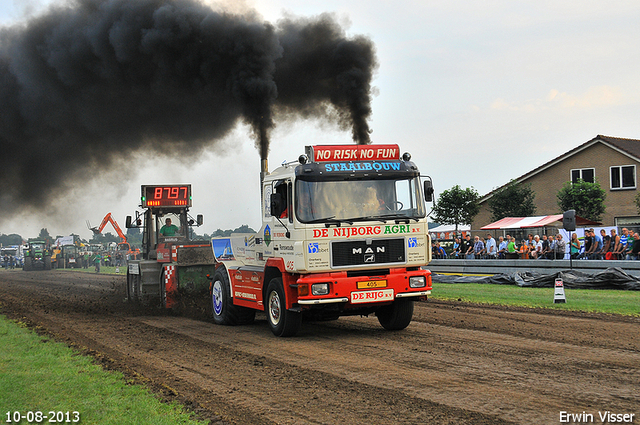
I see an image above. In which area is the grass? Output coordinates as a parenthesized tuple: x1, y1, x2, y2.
(430, 282, 640, 316)
(0, 315, 207, 425)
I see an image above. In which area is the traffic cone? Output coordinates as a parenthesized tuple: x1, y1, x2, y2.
(554, 278, 566, 303)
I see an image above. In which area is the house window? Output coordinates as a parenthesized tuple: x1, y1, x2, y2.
(570, 168, 594, 183)
(610, 165, 636, 190)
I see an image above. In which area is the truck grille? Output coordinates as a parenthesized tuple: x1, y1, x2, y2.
(331, 238, 405, 268)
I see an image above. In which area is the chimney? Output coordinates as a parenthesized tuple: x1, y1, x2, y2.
(260, 158, 269, 198)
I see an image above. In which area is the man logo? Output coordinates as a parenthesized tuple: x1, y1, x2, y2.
(354, 247, 384, 255)
(408, 238, 418, 248)
(308, 243, 319, 254)
(364, 254, 375, 262)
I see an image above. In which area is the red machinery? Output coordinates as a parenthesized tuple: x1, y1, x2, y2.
(88, 213, 139, 257)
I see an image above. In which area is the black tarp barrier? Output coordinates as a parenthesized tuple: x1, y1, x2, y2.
(432, 267, 640, 290)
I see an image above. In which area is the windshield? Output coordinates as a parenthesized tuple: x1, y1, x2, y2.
(295, 178, 425, 223)
(156, 212, 184, 238)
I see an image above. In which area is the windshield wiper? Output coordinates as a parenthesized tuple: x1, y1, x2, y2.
(345, 215, 390, 223)
(304, 216, 356, 226)
(304, 216, 335, 224)
(349, 213, 422, 223)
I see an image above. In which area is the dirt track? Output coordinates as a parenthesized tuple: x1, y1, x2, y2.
(1, 270, 638, 424)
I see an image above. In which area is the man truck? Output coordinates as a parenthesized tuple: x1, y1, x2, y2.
(126, 143, 434, 336)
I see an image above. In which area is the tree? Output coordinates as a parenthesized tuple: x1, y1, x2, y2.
(431, 185, 480, 231)
(557, 179, 606, 222)
(208, 225, 257, 238)
(38, 228, 51, 241)
(90, 232, 120, 244)
(126, 227, 141, 236)
(488, 180, 536, 222)
(0, 234, 23, 246)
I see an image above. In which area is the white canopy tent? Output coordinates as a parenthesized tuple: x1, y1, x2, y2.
(429, 224, 470, 241)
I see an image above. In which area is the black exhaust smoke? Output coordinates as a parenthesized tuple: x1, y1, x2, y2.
(0, 0, 377, 216)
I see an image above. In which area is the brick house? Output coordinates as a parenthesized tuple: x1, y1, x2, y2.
(472, 135, 640, 230)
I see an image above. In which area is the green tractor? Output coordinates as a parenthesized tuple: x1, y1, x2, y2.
(23, 240, 52, 271)
(61, 244, 83, 268)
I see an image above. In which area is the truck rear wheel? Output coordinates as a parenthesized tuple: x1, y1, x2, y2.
(266, 277, 301, 337)
(211, 268, 255, 326)
(376, 299, 414, 331)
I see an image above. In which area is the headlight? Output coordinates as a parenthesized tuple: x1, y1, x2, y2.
(409, 276, 426, 288)
(311, 283, 330, 295)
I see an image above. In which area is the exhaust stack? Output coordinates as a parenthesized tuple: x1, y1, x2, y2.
(260, 158, 269, 197)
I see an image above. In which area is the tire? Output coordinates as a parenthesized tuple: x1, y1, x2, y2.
(23, 257, 33, 271)
(211, 268, 255, 326)
(44, 256, 52, 270)
(127, 269, 141, 303)
(265, 277, 301, 337)
(376, 299, 414, 331)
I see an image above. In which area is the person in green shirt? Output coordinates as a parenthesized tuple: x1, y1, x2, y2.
(507, 235, 517, 253)
(625, 231, 637, 260)
(159, 218, 179, 237)
(93, 253, 102, 273)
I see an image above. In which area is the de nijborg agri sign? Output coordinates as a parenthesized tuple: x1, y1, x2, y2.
(312, 224, 423, 239)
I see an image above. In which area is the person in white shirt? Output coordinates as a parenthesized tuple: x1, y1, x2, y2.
(485, 234, 497, 258)
(497, 236, 507, 259)
(531, 235, 543, 259)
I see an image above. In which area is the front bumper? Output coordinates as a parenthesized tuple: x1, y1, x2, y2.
(294, 268, 432, 306)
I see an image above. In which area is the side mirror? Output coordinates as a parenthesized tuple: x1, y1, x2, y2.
(563, 209, 576, 231)
(270, 192, 286, 217)
(125, 216, 132, 228)
(423, 179, 434, 202)
(197, 214, 203, 226)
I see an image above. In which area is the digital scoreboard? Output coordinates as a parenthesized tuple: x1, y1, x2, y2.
(141, 185, 192, 208)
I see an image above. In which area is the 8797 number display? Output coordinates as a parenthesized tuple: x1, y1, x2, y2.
(5, 411, 80, 423)
(142, 184, 192, 208)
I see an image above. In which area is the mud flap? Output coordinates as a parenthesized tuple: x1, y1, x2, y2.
(164, 265, 178, 308)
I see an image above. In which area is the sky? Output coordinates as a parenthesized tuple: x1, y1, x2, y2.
(1, 0, 640, 241)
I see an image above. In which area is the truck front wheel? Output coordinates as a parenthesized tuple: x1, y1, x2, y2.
(211, 268, 255, 326)
(266, 277, 301, 337)
(376, 299, 414, 331)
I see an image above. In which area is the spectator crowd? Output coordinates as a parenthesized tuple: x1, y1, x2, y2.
(432, 227, 640, 260)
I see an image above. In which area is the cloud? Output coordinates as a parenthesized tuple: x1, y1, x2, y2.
(545, 86, 625, 108)
(489, 86, 626, 112)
